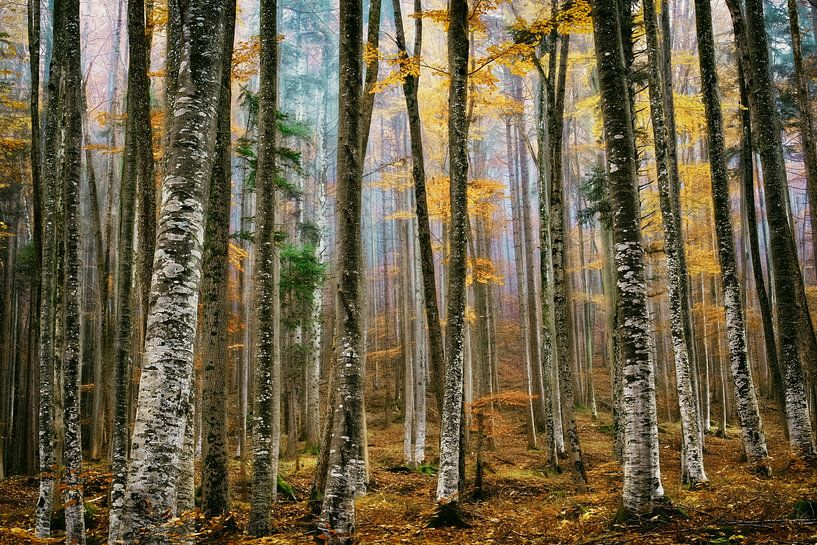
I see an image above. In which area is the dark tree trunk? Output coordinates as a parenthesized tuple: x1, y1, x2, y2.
(317, 0, 366, 542)
(693, 0, 771, 472)
(592, 0, 664, 514)
(250, 0, 281, 535)
(200, 0, 236, 518)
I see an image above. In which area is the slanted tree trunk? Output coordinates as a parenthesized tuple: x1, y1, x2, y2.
(693, 0, 771, 472)
(643, 0, 706, 485)
(316, 0, 366, 541)
(433, 0, 468, 524)
(250, 0, 282, 535)
(740, 0, 817, 458)
(592, 0, 664, 514)
(199, 0, 235, 517)
(119, 0, 229, 540)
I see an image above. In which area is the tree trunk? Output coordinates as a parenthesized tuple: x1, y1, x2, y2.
(317, 0, 366, 541)
(549, 32, 586, 484)
(787, 0, 817, 281)
(740, 0, 817, 458)
(644, 0, 706, 485)
(60, 0, 86, 541)
(35, 0, 67, 533)
(119, 0, 230, 540)
(592, 0, 664, 513)
(693, 0, 771, 471)
(434, 0, 468, 523)
(391, 0, 445, 416)
(199, 0, 235, 517)
(250, 0, 282, 535)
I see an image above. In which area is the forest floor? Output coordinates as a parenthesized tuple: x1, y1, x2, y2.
(1, 397, 817, 544)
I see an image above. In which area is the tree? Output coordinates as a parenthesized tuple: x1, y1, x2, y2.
(199, 0, 236, 517)
(35, 0, 68, 534)
(391, 0, 446, 418)
(316, 0, 366, 541)
(692, 0, 770, 473)
(118, 0, 230, 540)
(738, 0, 817, 458)
(643, 0, 705, 485)
(108, 0, 154, 538)
(548, 27, 587, 484)
(60, 0, 86, 541)
(433, 0, 469, 525)
(249, 0, 282, 534)
(591, 0, 664, 514)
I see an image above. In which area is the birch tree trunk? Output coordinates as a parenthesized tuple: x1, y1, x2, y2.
(433, 0, 468, 523)
(250, 0, 282, 534)
(199, 0, 235, 516)
(643, 0, 706, 486)
(692, 0, 771, 471)
(592, 0, 664, 514)
(119, 0, 229, 540)
(317, 0, 366, 541)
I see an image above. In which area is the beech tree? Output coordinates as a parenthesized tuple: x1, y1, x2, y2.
(250, 0, 281, 535)
(118, 0, 230, 541)
(434, 0, 469, 525)
(692, 0, 770, 473)
(591, 0, 664, 514)
(317, 0, 366, 541)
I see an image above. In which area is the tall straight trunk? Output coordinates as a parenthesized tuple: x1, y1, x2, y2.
(506, 116, 538, 449)
(199, 0, 235, 517)
(60, 0, 85, 541)
(317, 1, 366, 542)
(659, 0, 700, 428)
(119, 0, 229, 541)
(533, 66, 558, 468)
(108, 0, 155, 538)
(693, 0, 771, 471)
(250, 0, 281, 535)
(35, 0, 66, 534)
(592, 0, 664, 514)
(511, 77, 548, 437)
(391, 0, 445, 415)
(82, 79, 109, 461)
(434, 0, 468, 522)
(549, 33, 586, 484)
(733, 54, 783, 407)
(787, 0, 817, 278)
(739, 0, 817, 458)
(643, 0, 706, 485)
(135, 0, 157, 363)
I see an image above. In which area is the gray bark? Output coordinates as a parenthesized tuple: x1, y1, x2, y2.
(250, 0, 282, 535)
(692, 0, 770, 471)
(592, 0, 664, 513)
(119, 0, 229, 540)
